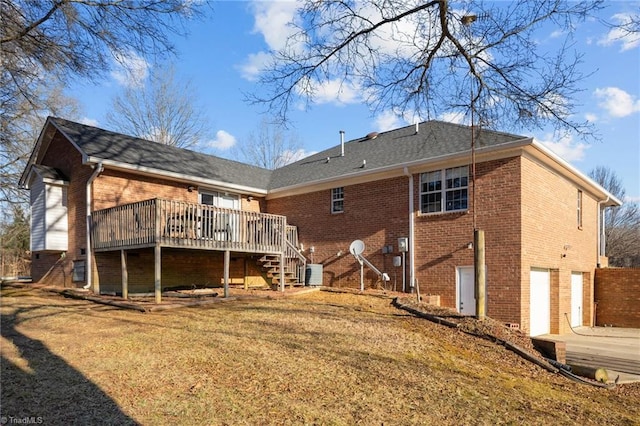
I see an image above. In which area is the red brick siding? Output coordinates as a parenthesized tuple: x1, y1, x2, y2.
(595, 268, 640, 328)
(268, 176, 409, 289)
(520, 155, 600, 334)
(414, 157, 522, 323)
(268, 158, 523, 326)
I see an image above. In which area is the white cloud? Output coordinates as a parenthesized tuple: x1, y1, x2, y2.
(535, 134, 588, 162)
(594, 87, 640, 118)
(549, 29, 564, 39)
(598, 13, 640, 51)
(280, 148, 317, 165)
(80, 117, 99, 127)
(439, 111, 467, 125)
(239, 51, 272, 81)
(110, 50, 149, 88)
(251, 1, 300, 51)
(584, 112, 598, 123)
(375, 111, 405, 132)
(304, 78, 362, 105)
(207, 130, 237, 150)
(240, 1, 302, 82)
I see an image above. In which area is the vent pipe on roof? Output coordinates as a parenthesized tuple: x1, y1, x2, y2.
(340, 130, 345, 157)
(415, 122, 419, 134)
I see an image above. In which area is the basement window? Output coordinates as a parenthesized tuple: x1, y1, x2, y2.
(420, 166, 469, 214)
(331, 187, 344, 214)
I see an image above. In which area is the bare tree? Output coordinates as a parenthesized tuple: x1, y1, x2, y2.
(1, 0, 205, 180)
(235, 118, 305, 170)
(1, 0, 203, 110)
(250, 0, 607, 139)
(589, 166, 640, 267)
(106, 65, 211, 149)
(1, 82, 79, 205)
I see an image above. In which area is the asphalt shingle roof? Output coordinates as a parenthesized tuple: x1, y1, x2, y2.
(269, 121, 527, 190)
(46, 118, 528, 193)
(50, 117, 273, 190)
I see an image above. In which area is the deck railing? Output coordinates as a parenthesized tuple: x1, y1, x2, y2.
(91, 198, 289, 254)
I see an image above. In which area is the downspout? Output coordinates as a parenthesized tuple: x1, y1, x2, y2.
(404, 167, 415, 291)
(594, 195, 609, 327)
(596, 196, 609, 267)
(84, 162, 104, 290)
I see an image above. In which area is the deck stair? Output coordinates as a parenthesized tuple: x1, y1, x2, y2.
(257, 254, 300, 288)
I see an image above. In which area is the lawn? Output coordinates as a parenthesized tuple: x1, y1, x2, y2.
(1, 285, 639, 425)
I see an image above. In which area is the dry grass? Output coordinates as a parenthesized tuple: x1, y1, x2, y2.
(1, 285, 639, 425)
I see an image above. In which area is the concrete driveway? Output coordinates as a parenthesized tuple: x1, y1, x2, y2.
(541, 327, 640, 383)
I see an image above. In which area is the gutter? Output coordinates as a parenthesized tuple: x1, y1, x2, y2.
(84, 162, 104, 290)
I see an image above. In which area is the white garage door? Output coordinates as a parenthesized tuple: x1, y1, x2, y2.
(571, 272, 583, 328)
(530, 268, 550, 336)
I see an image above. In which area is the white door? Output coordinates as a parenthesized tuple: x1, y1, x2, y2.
(571, 272, 583, 328)
(530, 268, 550, 336)
(457, 266, 476, 316)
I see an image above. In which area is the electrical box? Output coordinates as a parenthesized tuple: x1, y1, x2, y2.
(398, 237, 408, 252)
(393, 256, 402, 267)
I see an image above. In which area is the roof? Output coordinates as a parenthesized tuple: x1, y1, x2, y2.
(269, 121, 527, 190)
(21, 117, 620, 206)
(47, 117, 273, 191)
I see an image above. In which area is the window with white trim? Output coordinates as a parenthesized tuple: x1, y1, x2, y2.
(331, 187, 344, 213)
(420, 166, 469, 214)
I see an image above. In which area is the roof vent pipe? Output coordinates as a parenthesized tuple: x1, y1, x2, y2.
(340, 130, 345, 156)
(415, 122, 419, 134)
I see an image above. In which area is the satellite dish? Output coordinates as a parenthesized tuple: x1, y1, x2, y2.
(349, 239, 365, 256)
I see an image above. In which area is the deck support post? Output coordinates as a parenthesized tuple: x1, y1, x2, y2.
(224, 250, 230, 298)
(154, 244, 161, 304)
(121, 249, 128, 300)
(280, 252, 285, 292)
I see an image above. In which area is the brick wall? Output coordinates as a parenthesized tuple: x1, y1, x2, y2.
(268, 157, 524, 325)
(595, 268, 640, 328)
(268, 175, 409, 289)
(413, 157, 523, 323)
(520, 155, 600, 334)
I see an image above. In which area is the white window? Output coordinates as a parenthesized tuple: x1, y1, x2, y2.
(199, 191, 239, 209)
(331, 187, 344, 213)
(420, 166, 469, 214)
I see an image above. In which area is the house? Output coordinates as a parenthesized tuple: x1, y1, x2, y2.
(20, 117, 620, 336)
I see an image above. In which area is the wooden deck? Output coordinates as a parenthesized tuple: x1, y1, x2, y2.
(90, 198, 307, 301)
(91, 198, 290, 254)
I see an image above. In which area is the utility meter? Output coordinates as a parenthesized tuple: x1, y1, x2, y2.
(398, 237, 408, 252)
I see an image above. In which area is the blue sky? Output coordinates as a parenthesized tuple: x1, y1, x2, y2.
(67, 1, 639, 201)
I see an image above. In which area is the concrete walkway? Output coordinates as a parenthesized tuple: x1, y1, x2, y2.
(541, 327, 640, 383)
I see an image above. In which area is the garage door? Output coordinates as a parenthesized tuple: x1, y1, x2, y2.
(571, 272, 583, 328)
(530, 268, 550, 336)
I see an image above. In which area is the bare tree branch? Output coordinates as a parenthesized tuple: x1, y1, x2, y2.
(248, 0, 606, 139)
(106, 65, 211, 149)
(589, 166, 640, 267)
